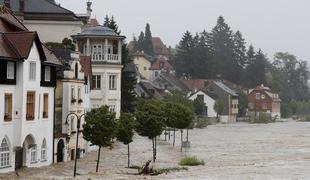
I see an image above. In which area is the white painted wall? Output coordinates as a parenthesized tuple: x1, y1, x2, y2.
(0, 43, 55, 172)
(189, 91, 217, 118)
(24, 20, 82, 43)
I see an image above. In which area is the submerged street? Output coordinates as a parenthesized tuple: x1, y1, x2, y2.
(2, 120, 310, 179)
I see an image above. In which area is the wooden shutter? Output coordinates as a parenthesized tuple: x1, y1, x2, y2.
(26, 92, 35, 120)
(4, 94, 12, 121)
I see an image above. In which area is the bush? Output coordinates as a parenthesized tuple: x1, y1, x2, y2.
(300, 115, 310, 122)
(179, 156, 205, 166)
(250, 113, 274, 124)
(194, 117, 209, 128)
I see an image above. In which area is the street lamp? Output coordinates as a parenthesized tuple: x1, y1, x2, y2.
(65, 112, 86, 177)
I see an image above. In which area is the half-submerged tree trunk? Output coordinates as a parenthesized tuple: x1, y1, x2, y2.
(169, 129, 171, 140)
(96, 146, 102, 172)
(181, 129, 183, 152)
(127, 144, 130, 168)
(152, 138, 156, 162)
(186, 128, 189, 142)
(164, 129, 167, 141)
(173, 128, 176, 146)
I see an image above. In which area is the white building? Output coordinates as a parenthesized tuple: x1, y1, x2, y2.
(72, 26, 125, 118)
(1, 0, 91, 43)
(188, 90, 217, 118)
(53, 50, 92, 163)
(0, 6, 60, 173)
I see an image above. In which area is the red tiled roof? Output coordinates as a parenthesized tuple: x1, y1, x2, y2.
(150, 58, 173, 71)
(42, 44, 62, 65)
(4, 32, 36, 58)
(182, 79, 206, 91)
(152, 37, 169, 55)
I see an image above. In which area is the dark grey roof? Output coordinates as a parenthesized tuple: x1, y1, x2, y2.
(73, 26, 125, 39)
(214, 81, 238, 96)
(2, 0, 74, 14)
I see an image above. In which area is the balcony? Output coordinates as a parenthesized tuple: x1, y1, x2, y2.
(92, 53, 121, 64)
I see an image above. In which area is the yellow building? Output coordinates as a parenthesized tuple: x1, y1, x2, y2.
(133, 52, 152, 80)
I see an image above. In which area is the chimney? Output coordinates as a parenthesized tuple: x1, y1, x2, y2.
(4, 0, 10, 8)
(87, 1, 92, 19)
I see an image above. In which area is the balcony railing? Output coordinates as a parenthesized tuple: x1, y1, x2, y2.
(92, 53, 120, 63)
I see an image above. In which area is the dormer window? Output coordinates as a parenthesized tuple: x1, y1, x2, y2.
(7, 62, 14, 80)
(159, 62, 164, 69)
(44, 66, 51, 82)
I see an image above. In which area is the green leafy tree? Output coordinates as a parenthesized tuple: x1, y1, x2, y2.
(214, 99, 224, 119)
(137, 31, 145, 51)
(116, 113, 135, 167)
(164, 90, 194, 112)
(45, 38, 75, 51)
(135, 99, 165, 162)
(193, 97, 206, 115)
(83, 106, 117, 172)
(237, 91, 248, 117)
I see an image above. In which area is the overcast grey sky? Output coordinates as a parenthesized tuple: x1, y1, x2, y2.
(57, 0, 310, 61)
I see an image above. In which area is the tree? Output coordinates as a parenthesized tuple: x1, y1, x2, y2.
(137, 32, 145, 51)
(45, 38, 75, 51)
(104, 15, 137, 113)
(208, 16, 235, 82)
(237, 91, 248, 117)
(193, 97, 205, 115)
(83, 106, 117, 172)
(245, 49, 267, 88)
(232, 30, 247, 84)
(116, 113, 135, 167)
(214, 99, 224, 120)
(172, 103, 193, 152)
(135, 99, 165, 162)
(143, 23, 154, 55)
(164, 90, 194, 112)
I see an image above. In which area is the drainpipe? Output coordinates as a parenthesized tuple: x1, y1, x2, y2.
(52, 87, 56, 164)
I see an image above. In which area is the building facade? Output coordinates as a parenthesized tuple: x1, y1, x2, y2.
(53, 50, 91, 163)
(188, 90, 217, 118)
(1, 0, 90, 43)
(133, 52, 151, 80)
(72, 26, 125, 118)
(248, 84, 281, 118)
(0, 6, 60, 173)
(206, 81, 239, 123)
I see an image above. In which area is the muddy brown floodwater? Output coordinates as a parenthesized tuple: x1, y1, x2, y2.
(2, 119, 310, 179)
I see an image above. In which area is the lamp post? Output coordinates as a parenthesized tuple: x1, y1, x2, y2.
(65, 112, 86, 178)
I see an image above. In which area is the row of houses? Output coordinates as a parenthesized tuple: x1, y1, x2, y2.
(0, 1, 124, 173)
(132, 49, 281, 123)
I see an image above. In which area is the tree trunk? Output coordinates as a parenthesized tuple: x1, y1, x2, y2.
(127, 144, 130, 168)
(173, 128, 176, 146)
(154, 137, 157, 162)
(152, 138, 155, 162)
(164, 130, 167, 141)
(181, 129, 183, 152)
(169, 129, 171, 140)
(186, 128, 189, 142)
(96, 146, 101, 172)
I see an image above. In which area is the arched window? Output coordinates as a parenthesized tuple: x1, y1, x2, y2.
(41, 139, 47, 161)
(0, 138, 10, 168)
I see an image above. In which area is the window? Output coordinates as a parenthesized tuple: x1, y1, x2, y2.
(109, 75, 116, 90)
(155, 71, 159, 77)
(43, 94, 48, 118)
(71, 116, 75, 132)
(45, 66, 51, 82)
(71, 86, 76, 103)
(29, 62, 36, 81)
(92, 75, 101, 89)
(197, 95, 204, 102)
(0, 138, 10, 168)
(26, 92, 35, 120)
(4, 94, 12, 122)
(109, 105, 116, 112)
(41, 140, 47, 161)
(30, 146, 37, 163)
(92, 44, 103, 61)
(248, 103, 254, 109)
(159, 62, 164, 69)
(144, 66, 147, 71)
(262, 103, 268, 110)
(75, 63, 78, 79)
(7, 62, 14, 79)
(255, 93, 260, 100)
